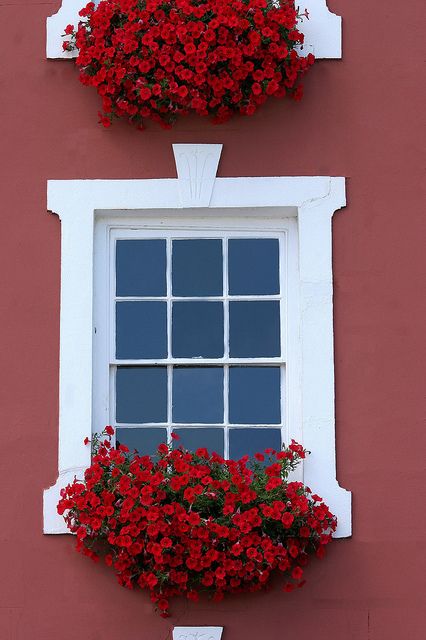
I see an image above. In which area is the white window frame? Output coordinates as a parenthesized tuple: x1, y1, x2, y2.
(95, 218, 296, 460)
(43, 143, 351, 537)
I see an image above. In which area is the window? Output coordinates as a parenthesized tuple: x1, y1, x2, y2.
(94, 222, 297, 460)
(44, 144, 351, 536)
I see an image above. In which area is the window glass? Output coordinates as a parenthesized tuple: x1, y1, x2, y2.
(173, 428, 224, 457)
(116, 239, 166, 297)
(116, 367, 167, 423)
(229, 366, 281, 424)
(229, 301, 280, 357)
(172, 367, 224, 424)
(228, 238, 279, 295)
(172, 239, 223, 296)
(172, 301, 224, 358)
(116, 427, 167, 456)
(229, 428, 282, 460)
(116, 301, 167, 359)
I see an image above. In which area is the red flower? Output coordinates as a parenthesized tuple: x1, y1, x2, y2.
(63, 0, 314, 129)
(58, 433, 336, 615)
(105, 425, 114, 436)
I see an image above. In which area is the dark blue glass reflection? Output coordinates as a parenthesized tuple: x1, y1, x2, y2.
(116, 427, 167, 456)
(228, 239, 280, 295)
(116, 367, 167, 423)
(116, 301, 167, 359)
(172, 239, 223, 296)
(116, 240, 166, 297)
(173, 428, 224, 456)
(229, 301, 280, 357)
(229, 367, 281, 424)
(172, 302, 224, 357)
(229, 428, 281, 460)
(173, 367, 223, 423)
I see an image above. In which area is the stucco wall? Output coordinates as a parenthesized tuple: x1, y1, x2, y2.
(0, 1, 425, 638)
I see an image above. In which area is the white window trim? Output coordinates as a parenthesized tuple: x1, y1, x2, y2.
(95, 219, 295, 460)
(43, 143, 351, 537)
(47, 0, 342, 60)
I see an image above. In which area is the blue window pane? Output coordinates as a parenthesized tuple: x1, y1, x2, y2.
(229, 301, 280, 357)
(116, 240, 166, 297)
(172, 302, 224, 358)
(229, 428, 281, 460)
(172, 239, 223, 296)
(173, 367, 224, 423)
(228, 239, 280, 295)
(116, 301, 167, 359)
(173, 428, 224, 457)
(229, 367, 281, 424)
(116, 367, 167, 423)
(116, 428, 167, 456)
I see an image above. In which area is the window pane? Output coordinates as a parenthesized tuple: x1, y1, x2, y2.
(173, 367, 224, 423)
(116, 239, 166, 297)
(172, 239, 223, 296)
(172, 302, 224, 358)
(116, 427, 167, 456)
(229, 301, 280, 357)
(116, 367, 167, 423)
(173, 428, 224, 457)
(229, 428, 281, 460)
(228, 238, 280, 295)
(229, 367, 281, 424)
(116, 301, 167, 359)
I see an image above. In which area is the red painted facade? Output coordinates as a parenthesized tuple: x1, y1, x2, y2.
(1, 1, 425, 638)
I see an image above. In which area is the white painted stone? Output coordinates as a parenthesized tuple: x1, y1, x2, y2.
(46, 0, 79, 59)
(297, 0, 342, 58)
(173, 144, 222, 208)
(44, 150, 351, 536)
(173, 628, 223, 640)
(47, 1, 342, 60)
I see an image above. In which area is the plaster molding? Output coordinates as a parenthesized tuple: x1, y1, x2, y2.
(47, 1, 342, 60)
(173, 628, 223, 640)
(44, 148, 351, 537)
(173, 144, 222, 208)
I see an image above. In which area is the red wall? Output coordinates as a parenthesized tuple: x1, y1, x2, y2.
(1, 1, 425, 638)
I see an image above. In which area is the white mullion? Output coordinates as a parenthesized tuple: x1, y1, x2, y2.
(223, 365, 229, 458)
(110, 235, 117, 367)
(166, 237, 172, 359)
(109, 233, 117, 447)
(115, 295, 285, 302)
(280, 232, 287, 448)
(167, 237, 173, 443)
(111, 357, 283, 365)
(223, 236, 230, 458)
(167, 364, 173, 443)
(280, 364, 286, 447)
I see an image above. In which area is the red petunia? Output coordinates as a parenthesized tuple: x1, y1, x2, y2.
(57, 433, 336, 615)
(62, 0, 314, 130)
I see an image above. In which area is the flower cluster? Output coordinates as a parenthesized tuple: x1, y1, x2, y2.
(58, 427, 336, 615)
(63, 0, 314, 129)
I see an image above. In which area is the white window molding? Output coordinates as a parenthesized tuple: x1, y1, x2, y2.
(173, 628, 223, 640)
(44, 143, 351, 537)
(47, 0, 341, 60)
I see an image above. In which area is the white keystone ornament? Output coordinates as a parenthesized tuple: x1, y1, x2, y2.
(173, 627, 223, 640)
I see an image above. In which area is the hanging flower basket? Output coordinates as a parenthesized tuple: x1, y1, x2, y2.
(62, 0, 314, 129)
(58, 427, 336, 616)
